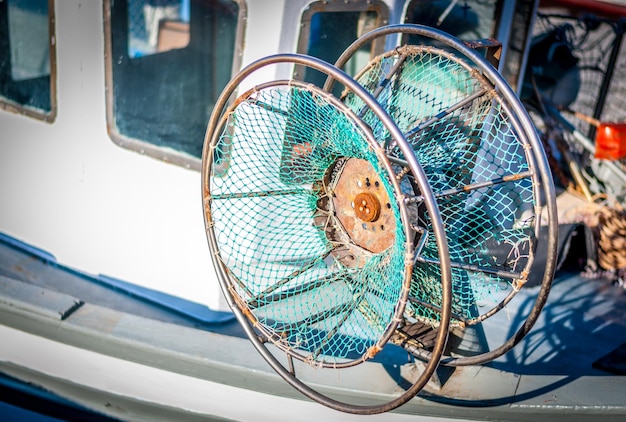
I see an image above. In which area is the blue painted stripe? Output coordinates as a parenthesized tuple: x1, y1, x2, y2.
(0, 232, 57, 264)
(97, 274, 234, 324)
(0, 232, 233, 324)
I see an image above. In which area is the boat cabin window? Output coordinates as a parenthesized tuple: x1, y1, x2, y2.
(403, 0, 534, 92)
(403, 0, 500, 42)
(295, 0, 388, 93)
(0, 0, 56, 122)
(105, 0, 245, 169)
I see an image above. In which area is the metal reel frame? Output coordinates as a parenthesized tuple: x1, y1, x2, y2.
(201, 53, 452, 414)
(328, 24, 558, 367)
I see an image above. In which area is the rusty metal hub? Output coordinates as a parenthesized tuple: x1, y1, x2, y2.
(325, 158, 396, 255)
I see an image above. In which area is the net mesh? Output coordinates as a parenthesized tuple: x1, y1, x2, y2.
(344, 45, 537, 324)
(208, 84, 409, 365)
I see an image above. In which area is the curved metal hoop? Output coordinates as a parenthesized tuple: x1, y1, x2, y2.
(330, 24, 558, 367)
(201, 53, 453, 414)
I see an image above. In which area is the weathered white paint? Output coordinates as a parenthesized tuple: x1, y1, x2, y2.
(0, 324, 458, 421)
(0, 0, 518, 311)
(0, 1, 288, 311)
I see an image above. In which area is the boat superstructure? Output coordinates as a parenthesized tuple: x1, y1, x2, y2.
(1, 1, 625, 420)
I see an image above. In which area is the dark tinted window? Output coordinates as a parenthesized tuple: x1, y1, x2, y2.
(105, 0, 245, 167)
(404, 0, 498, 41)
(0, 0, 55, 121)
(296, 1, 388, 94)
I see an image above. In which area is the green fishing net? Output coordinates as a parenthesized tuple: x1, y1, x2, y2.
(207, 83, 411, 365)
(344, 45, 537, 325)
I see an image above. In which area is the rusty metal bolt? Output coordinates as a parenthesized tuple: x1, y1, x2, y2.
(354, 192, 381, 222)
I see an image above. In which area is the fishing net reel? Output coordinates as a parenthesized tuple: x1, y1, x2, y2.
(201, 24, 557, 414)
(332, 24, 558, 367)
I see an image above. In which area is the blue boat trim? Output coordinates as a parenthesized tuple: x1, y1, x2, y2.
(0, 232, 57, 264)
(0, 372, 120, 422)
(96, 274, 234, 324)
(0, 232, 233, 325)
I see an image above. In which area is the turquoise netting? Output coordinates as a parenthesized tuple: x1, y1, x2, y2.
(344, 45, 537, 325)
(208, 84, 409, 365)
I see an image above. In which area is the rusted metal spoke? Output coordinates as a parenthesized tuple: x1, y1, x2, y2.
(210, 188, 308, 200)
(247, 266, 344, 310)
(416, 256, 523, 280)
(358, 53, 409, 119)
(405, 88, 489, 144)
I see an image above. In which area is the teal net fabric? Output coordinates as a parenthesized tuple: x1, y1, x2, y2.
(208, 84, 409, 365)
(344, 45, 537, 325)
